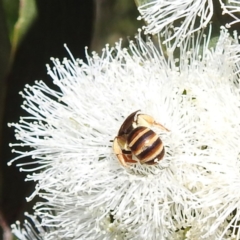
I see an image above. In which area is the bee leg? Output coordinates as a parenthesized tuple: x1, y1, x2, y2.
(113, 137, 137, 167)
(136, 114, 170, 132)
(113, 137, 129, 167)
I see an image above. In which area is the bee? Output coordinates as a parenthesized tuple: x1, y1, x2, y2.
(113, 110, 169, 167)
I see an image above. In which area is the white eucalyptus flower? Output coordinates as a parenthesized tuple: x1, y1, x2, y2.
(181, 160, 240, 240)
(9, 27, 240, 239)
(136, 0, 240, 48)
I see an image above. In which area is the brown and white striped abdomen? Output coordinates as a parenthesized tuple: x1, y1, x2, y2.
(127, 126, 165, 165)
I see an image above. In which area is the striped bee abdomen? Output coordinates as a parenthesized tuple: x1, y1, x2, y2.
(127, 126, 164, 164)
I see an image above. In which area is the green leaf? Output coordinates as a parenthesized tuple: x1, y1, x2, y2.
(11, 0, 37, 57)
(3, 0, 19, 40)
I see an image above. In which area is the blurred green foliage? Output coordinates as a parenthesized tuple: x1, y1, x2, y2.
(3, 0, 19, 41)
(91, 0, 143, 52)
(3, 0, 37, 61)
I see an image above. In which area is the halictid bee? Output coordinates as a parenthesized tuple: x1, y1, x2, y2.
(113, 110, 169, 167)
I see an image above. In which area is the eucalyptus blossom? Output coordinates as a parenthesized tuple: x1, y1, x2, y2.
(135, 0, 240, 48)
(9, 27, 240, 239)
